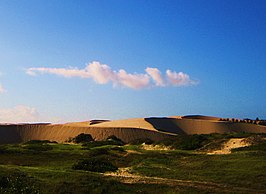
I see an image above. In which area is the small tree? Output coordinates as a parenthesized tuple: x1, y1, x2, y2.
(73, 133, 94, 143)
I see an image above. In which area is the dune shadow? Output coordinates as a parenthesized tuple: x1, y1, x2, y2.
(0, 125, 23, 144)
(144, 117, 186, 135)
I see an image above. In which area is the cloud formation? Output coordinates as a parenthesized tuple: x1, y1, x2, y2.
(27, 61, 197, 89)
(0, 105, 40, 123)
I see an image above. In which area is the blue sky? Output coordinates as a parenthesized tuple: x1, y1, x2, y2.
(0, 0, 265, 122)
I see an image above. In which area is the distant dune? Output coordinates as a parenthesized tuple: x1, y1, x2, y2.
(0, 115, 265, 144)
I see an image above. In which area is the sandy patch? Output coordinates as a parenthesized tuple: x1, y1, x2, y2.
(207, 138, 251, 155)
(141, 143, 172, 151)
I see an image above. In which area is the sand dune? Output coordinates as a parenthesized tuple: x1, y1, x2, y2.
(0, 115, 265, 144)
(0, 124, 175, 144)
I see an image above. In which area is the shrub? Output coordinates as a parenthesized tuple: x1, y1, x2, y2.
(88, 147, 110, 156)
(72, 157, 118, 173)
(72, 133, 94, 143)
(106, 135, 125, 145)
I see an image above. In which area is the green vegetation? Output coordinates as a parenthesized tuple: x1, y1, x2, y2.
(72, 157, 118, 173)
(0, 133, 265, 193)
(70, 133, 94, 143)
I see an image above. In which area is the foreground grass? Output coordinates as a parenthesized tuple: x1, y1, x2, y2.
(0, 135, 265, 193)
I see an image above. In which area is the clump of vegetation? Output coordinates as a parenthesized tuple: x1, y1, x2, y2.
(72, 133, 94, 143)
(23, 144, 53, 152)
(171, 135, 209, 150)
(242, 135, 265, 145)
(72, 157, 118, 173)
(156, 135, 210, 150)
(82, 135, 124, 149)
(22, 139, 56, 152)
(0, 173, 40, 194)
(232, 140, 266, 152)
(106, 135, 125, 145)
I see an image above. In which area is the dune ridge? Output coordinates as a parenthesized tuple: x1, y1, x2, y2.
(0, 115, 265, 144)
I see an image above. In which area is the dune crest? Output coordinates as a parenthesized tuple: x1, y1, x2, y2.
(0, 115, 265, 144)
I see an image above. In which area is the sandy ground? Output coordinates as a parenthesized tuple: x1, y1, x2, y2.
(141, 143, 172, 151)
(207, 138, 251, 155)
(104, 167, 263, 193)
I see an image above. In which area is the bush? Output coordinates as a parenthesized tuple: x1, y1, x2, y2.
(156, 135, 209, 150)
(106, 135, 125, 145)
(72, 133, 94, 143)
(88, 147, 110, 156)
(171, 135, 208, 150)
(72, 157, 118, 173)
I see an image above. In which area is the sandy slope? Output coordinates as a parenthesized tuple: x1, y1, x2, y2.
(0, 115, 265, 144)
(90, 118, 157, 131)
(207, 138, 251, 154)
(0, 124, 175, 144)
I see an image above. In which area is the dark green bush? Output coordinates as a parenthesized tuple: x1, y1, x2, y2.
(88, 147, 110, 156)
(72, 157, 118, 173)
(82, 140, 123, 149)
(106, 135, 125, 145)
(72, 133, 94, 143)
(168, 135, 209, 150)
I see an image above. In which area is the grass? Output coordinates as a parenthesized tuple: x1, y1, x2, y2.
(0, 134, 265, 193)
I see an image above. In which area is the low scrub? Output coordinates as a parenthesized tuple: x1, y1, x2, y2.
(232, 140, 266, 152)
(71, 133, 94, 143)
(23, 144, 53, 152)
(0, 173, 39, 194)
(25, 140, 57, 144)
(82, 140, 123, 149)
(72, 157, 118, 173)
(106, 135, 125, 145)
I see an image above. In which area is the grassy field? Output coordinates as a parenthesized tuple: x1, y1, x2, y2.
(0, 134, 265, 194)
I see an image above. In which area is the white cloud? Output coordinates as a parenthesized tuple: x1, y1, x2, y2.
(0, 105, 40, 123)
(166, 70, 197, 86)
(26, 67, 90, 78)
(85, 62, 115, 84)
(116, 69, 150, 89)
(145, 67, 165, 86)
(26, 61, 197, 89)
(0, 84, 5, 94)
